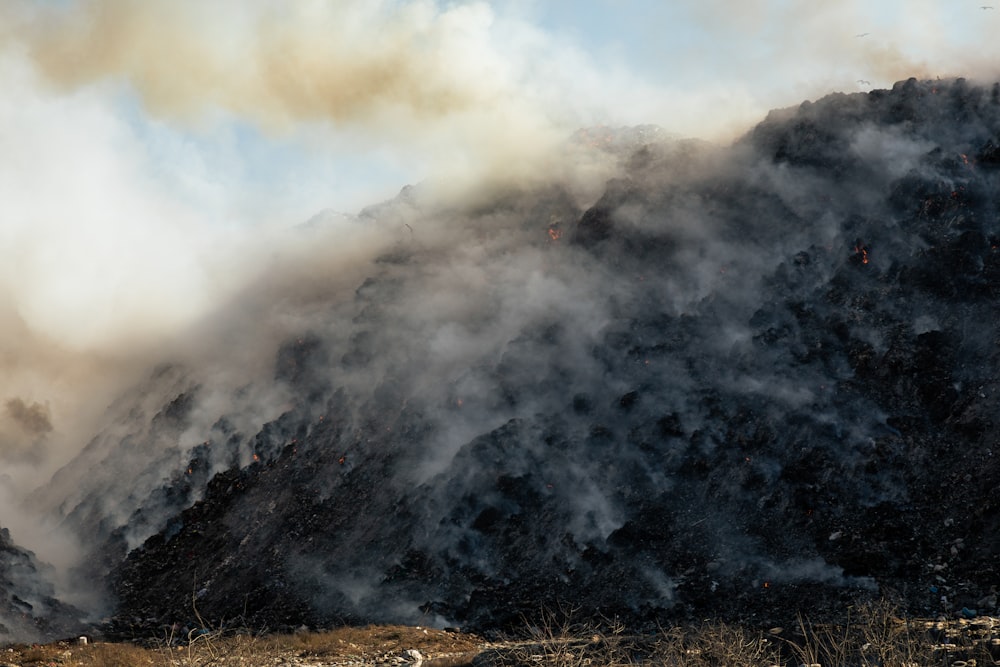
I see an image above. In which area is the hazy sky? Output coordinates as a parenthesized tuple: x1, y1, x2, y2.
(1, 0, 999, 482)
(5, 1, 999, 218)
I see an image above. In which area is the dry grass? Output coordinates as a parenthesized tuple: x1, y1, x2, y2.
(2, 641, 162, 667)
(782, 600, 999, 667)
(501, 606, 782, 667)
(3, 602, 999, 666)
(261, 623, 484, 661)
(0, 623, 485, 666)
(480, 600, 1000, 667)
(650, 622, 782, 667)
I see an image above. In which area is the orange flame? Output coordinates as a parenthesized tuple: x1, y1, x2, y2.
(548, 227, 562, 241)
(853, 243, 869, 264)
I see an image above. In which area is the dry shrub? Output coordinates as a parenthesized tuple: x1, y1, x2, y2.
(503, 605, 638, 667)
(782, 600, 994, 667)
(650, 623, 781, 667)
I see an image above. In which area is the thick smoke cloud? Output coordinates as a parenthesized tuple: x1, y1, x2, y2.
(39, 79, 996, 636)
(0, 0, 634, 488)
(9, 0, 601, 197)
(2, 0, 1000, 644)
(1, 399, 51, 465)
(24, 1, 488, 123)
(5, 399, 52, 437)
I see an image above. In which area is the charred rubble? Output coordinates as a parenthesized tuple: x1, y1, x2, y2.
(23, 77, 1000, 638)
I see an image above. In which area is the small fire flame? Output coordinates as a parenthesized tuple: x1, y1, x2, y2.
(548, 227, 562, 241)
(853, 243, 869, 265)
(252, 453, 260, 462)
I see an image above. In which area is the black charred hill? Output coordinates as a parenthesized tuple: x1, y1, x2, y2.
(0, 528, 85, 641)
(73, 77, 1000, 637)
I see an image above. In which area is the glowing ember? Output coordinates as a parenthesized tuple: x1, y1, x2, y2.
(252, 453, 260, 462)
(548, 227, 561, 241)
(853, 243, 869, 264)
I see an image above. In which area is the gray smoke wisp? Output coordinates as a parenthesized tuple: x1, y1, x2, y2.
(3, 74, 1000, 641)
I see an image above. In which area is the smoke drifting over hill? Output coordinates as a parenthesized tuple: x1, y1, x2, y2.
(5, 75, 1000, 641)
(4, 0, 1000, 645)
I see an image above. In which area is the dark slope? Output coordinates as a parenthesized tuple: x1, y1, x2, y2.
(0, 528, 84, 641)
(37, 77, 1000, 637)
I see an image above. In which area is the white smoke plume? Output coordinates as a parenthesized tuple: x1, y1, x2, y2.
(1, 0, 1000, 640)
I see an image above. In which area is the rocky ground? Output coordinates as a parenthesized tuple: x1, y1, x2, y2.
(4, 614, 1000, 666)
(0, 625, 486, 667)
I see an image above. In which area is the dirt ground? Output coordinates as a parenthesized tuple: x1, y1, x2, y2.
(4, 614, 1000, 667)
(0, 625, 489, 666)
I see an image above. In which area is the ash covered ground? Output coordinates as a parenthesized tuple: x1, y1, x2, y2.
(4, 77, 1000, 641)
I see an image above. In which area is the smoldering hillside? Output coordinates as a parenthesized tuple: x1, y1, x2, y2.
(5, 77, 1000, 640)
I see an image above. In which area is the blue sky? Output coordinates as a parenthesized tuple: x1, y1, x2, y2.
(99, 0, 1000, 214)
(7, 0, 998, 220)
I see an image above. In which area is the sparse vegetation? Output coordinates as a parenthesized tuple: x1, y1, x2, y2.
(2, 602, 999, 666)
(479, 600, 1000, 666)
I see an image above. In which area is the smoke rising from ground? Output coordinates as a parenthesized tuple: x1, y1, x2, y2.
(2, 0, 1000, 642)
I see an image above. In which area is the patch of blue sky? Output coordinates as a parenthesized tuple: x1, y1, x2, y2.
(109, 83, 412, 225)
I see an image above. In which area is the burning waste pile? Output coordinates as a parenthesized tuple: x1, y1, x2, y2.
(4, 76, 1000, 642)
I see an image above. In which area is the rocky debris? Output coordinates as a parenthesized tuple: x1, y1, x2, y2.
(17, 77, 1000, 640)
